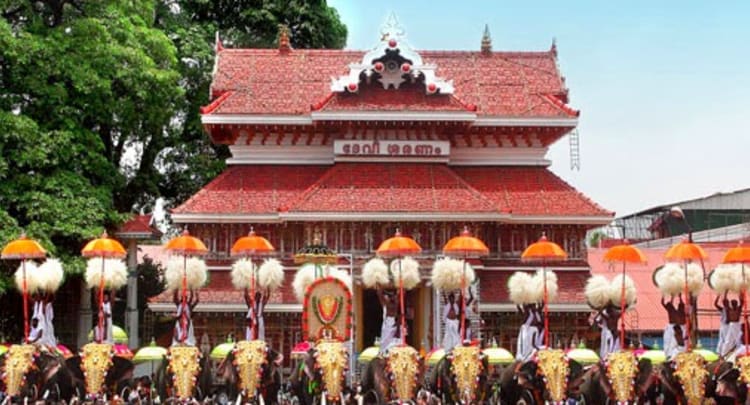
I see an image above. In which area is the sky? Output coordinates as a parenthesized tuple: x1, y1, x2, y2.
(327, 0, 750, 217)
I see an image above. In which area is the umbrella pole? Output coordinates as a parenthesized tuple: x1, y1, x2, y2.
(683, 260, 691, 351)
(543, 263, 549, 349)
(460, 258, 466, 342)
(99, 256, 106, 343)
(22, 259, 28, 343)
(399, 258, 405, 346)
(181, 255, 187, 344)
(620, 261, 626, 350)
(249, 256, 256, 341)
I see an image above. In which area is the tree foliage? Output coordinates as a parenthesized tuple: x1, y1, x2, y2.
(0, 0, 347, 302)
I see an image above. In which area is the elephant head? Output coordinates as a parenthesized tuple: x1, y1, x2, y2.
(218, 340, 283, 402)
(65, 344, 134, 401)
(166, 345, 202, 401)
(0, 345, 68, 402)
(428, 345, 488, 404)
(515, 349, 586, 405)
(313, 340, 349, 402)
(1, 344, 38, 398)
(385, 345, 422, 402)
(662, 351, 709, 405)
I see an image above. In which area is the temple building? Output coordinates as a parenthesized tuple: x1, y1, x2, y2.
(146, 19, 613, 358)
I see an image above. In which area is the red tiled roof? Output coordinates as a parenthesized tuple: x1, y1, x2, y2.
(479, 270, 590, 304)
(588, 247, 726, 332)
(171, 165, 330, 214)
(116, 214, 162, 238)
(207, 49, 574, 117)
(312, 82, 475, 112)
(454, 167, 612, 216)
(173, 164, 611, 218)
(289, 163, 497, 213)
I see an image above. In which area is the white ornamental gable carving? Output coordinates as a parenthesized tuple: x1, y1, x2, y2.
(331, 13, 454, 94)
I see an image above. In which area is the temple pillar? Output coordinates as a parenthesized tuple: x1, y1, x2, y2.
(125, 238, 139, 347)
(77, 281, 92, 347)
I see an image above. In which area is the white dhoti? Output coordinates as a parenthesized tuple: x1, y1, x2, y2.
(664, 324, 685, 359)
(379, 316, 398, 355)
(516, 324, 537, 361)
(41, 303, 57, 348)
(173, 305, 195, 346)
(718, 322, 742, 357)
(442, 318, 461, 352)
(600, 327, 618, 360)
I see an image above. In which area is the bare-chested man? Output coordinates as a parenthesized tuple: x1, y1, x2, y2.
(442, 293, 461, 351)
(662, 295, 687, 359)
(716, 292, 744, 356)
(377, 289, 399, 355)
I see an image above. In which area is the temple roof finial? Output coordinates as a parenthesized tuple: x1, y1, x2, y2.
(380, 12, 405, 41)
(215, 31, 224, 52)
(481, 24, 492, 55)
(278, 24, 292, 53)
(550, 37, 558, 57)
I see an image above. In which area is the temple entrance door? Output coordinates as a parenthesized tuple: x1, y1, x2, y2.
(356, 287, 429, 352)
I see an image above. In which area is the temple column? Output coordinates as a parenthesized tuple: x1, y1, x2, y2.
(125, 238, 139, 347)
(77, 281, 92, 347)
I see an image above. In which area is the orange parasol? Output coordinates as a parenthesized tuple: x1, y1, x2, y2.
(664, 239, 707, 262)
(664, 239, 707, 351)
(81, 231, 126, 258)
(521, 234, 567, 348)
(82, 231, 127, 343)
(376, 229, 422, 258)
(1, 234, 46, 259)
(443, 227, 489, 258)
(231, 228, 275, 257)
(164, 229, 208, 256)
(443, 227, 489, 341)
(722, 241, 750, 354)
(377, 229, 422, 344)
(2, 233, 46, 342)
(230, 228, 275, 340)
(603, 242, 647, 349)
(164, 229, 208, 344)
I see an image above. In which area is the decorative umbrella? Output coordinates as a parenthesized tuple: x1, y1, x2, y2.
(722, 242, 750, 355)
(603, 242, 647, 349)
(637, 349, 666, 365)
(664, 239, 707, 351)
(566, 344, 600, 365)
(294, 234, 337, 267)
(88, 325, 129, 344)
(2, 233, 46, 342)
(693, 347, 718, 362)
(82, 231, 126, 344)
(0, 345, 8, 356)
(133, 339, 168, 363)
(443, 227, 489, 341)
(482, 347, 514, 365)
(231, 228, 275, 340)
(114, 343, 134, 359)
(164, 230, 208, 344)
(291, 341, 312, 359)
(377, 229, 422, 345)
(427, 348, 445, 366)
(521, 234, 567, 348)
(56, 344, 74, 359)
(358, 346, 380, 363)
(210, 339, 235, 361)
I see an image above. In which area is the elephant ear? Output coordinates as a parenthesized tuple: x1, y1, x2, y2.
(719, 366, 740, 383)
(107, 357, 134, 386)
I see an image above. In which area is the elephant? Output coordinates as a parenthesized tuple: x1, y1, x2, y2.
(427, 345, 489, 404)
(578, 352, 659, 404)
(360, 346, 424, 404)
(154, 346, 212, 403)
(289, 340, 351, 405)
(498, 349, 587, 405)
(0, 344, 68, 403)
(216, 340, 284, 404)
(648, 357, 748, 405)
(65, 344, 135, 402)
